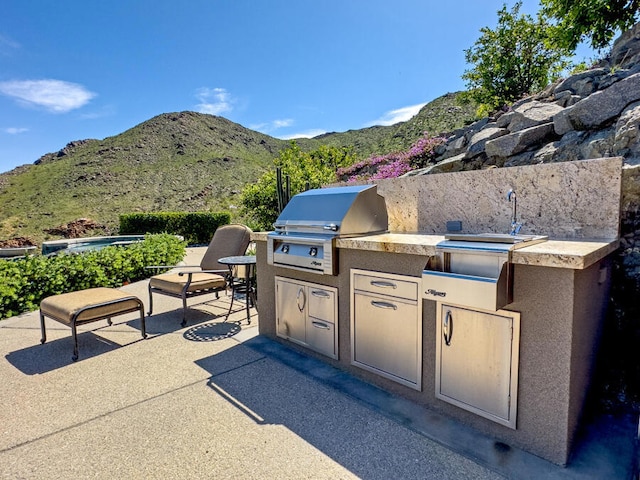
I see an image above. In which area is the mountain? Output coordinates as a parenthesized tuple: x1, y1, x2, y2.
(316, 92, 477, 155)
(0, 93, 477, 243)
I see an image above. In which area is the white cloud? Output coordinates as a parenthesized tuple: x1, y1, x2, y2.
(250, 118, 294, 134)
(4, 127, 28, 134)
(365, 102, 427, 127)
(272, 118, 293, 128)
(0, 34, 20, 54)
(195, 87, 234, 115)
(279, 129, 327, 140)
(0, 79, 96, 113)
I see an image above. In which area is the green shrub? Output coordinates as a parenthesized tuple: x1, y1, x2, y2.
(0, 234, 186, 320)
(119, 211, 231, 245)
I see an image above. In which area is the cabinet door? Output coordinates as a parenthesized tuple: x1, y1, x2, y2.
(275, 278, 306, 343)
(436, 304, 519, 428)
(353, 291, 419, 386)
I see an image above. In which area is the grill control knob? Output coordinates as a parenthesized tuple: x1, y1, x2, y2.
(309, 247, 318, 257)
(282, 245, 290, 254)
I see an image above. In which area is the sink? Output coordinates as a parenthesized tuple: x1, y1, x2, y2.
(444, 233, 548, 247)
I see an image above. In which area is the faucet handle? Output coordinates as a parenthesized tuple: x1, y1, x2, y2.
(511, 222, 523, 235)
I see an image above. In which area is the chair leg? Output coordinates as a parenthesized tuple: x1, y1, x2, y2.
(40, 312, 47, 344)
(147, 283, 154, 316)
(181, 294, 188, 327)
(70, 318, 79, 362)
(226, 288, 235, 320)
(226, 278, 236, 321)
(139, 304, 147, 339)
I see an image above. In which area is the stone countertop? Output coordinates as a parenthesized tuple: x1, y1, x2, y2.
(250, 232, 619, 270)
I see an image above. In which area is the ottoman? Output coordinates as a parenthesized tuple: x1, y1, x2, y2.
(40, 287, 146, 361)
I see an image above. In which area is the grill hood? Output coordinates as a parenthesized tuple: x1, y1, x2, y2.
(273, 184, 388, 237)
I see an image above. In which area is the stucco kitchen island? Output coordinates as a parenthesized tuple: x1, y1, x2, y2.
(251, 157, 623, 466)
(253, 231, 618, 466)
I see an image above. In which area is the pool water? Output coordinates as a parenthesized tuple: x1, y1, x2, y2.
(42, 235, 146, 255)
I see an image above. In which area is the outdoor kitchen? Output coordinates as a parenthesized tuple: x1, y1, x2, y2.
(251, 156, 622, 466)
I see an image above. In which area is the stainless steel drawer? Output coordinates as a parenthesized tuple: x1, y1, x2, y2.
(308, 287, 336, 323)
(353, 273, 418, 301)
(352, 291, 420, 388)
(306, 317, 337, 359)
(422, 263, 510, 311)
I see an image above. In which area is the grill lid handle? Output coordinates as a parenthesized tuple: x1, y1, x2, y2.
(323, 224, 339, 232)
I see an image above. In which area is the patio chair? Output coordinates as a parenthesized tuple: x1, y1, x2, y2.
(147, 224, 252, 326)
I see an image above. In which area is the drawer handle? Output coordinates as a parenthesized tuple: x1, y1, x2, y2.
(370, 280, 397, 289)
(371, 300, 397, 310)
(311, 321, 331, 330)
(296, 287, 306, 312)
(443, 310, 453, 346)
(311, 290, 331, 298)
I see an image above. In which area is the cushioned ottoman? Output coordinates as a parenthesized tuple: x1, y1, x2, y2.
(40, 287, 146, 361)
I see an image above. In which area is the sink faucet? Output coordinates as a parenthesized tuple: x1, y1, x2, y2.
(507, 189, 522, 235)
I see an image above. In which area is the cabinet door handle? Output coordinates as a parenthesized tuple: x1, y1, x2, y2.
(443, 310, 453, 346)
(296, 287, 306, 312)
(311, 290, 330, 298)
(311, 321, 331, 330)
(370, 280, 397, 289)
(371, 300, 397, 310)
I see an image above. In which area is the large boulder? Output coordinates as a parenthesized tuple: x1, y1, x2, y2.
(554, 73, 640, 134)
(485, 122, 556, 157)
(465, 125, 509, 158)
(507, 100, 565, 132)
(615, 101, 640, 156)
(554, 68, 608, 97)
(610, 22, 640, 69)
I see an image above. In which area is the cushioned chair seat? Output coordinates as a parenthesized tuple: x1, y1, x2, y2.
(149, 272, 227, 295)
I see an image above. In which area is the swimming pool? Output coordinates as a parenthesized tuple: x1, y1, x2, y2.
(41, 235, 146, 255)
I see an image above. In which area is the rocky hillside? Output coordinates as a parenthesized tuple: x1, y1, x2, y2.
(406, 25, 640, 176)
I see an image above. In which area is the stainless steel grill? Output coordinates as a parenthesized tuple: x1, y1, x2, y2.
(267, 185, 388, 275)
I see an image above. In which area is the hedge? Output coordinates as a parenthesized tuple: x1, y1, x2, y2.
(119, 212, 231, 245)
(0, 234, 186, 320)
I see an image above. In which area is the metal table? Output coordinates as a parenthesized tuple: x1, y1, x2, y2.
(218, 255, 257, 324)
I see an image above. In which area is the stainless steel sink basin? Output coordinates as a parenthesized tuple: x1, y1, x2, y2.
(444, 233, 548, 247)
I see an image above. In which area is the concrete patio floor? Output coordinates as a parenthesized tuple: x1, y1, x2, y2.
(0, 248, 637, 479)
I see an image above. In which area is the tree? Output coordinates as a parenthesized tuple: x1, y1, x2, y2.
(240, 142, 355, 230)
(462, 2, 570, 113)
(541, 0, 640, 50)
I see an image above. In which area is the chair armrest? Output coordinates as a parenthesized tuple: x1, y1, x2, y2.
(145, 264, 200, 270)
(199, 269, 228, 275)
(177, 269, 206, 276)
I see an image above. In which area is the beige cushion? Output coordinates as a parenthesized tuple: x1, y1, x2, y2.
(149, 272, 227, 295)
(40, 287, 142, 324)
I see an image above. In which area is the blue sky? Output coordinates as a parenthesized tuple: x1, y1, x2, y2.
(0, 1, 593, 174)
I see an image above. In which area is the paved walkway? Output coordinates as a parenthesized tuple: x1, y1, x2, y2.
(0, 248, 636, 479)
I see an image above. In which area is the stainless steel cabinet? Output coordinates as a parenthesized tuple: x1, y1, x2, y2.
(436, 303, 520, 429)
(275, 276, 338, 359)
(350, 269, 422, 390)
